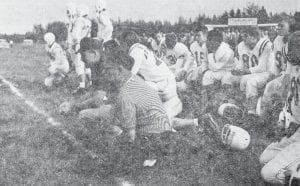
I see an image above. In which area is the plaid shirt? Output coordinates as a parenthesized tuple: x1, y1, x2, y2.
(115, 75, 172, 134)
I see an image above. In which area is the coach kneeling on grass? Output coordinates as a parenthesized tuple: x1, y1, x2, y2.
(59, 38, 119, 133)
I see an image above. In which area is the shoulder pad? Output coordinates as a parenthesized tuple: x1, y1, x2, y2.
(259, 39, 271, 57)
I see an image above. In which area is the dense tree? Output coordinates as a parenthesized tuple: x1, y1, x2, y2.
(33, 24, 45, 42)
(229, 9, 235, 18)
(258, 6, 269, 23)
(46, 21, 68, 42)
(236, 9, 242, 18)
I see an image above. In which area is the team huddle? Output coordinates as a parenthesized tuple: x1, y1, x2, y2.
(41, 0, 300, 184)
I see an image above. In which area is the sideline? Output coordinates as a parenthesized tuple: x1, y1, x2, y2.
(0, 75, 100, 159)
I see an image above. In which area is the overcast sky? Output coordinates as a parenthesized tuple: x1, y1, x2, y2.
(0, 0, 299, 34)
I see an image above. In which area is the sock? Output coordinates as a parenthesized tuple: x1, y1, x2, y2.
(194, 118, 199, 127)
(79, 82, 85, 88)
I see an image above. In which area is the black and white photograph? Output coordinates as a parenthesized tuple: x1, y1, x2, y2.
(0, 0, 300, 185)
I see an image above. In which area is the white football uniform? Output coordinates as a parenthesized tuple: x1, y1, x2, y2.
(72, 17, 91, 76)
(44, 42, 69, 87)
(66, 21, 75, 48)
(129, 43, 182, 118)
(164, 42, 197, 80)
(45, 42, 69, 74)
(187, 41, 209, 82)
(202, 42, 236, 86)
(260, 36, 291, 113)
(234, 38, 273, 98)
(97, 12, 113, 43)
(190, 41, 208, 67)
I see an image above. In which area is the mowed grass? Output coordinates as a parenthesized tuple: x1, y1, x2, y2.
(0, 44, 275, 185)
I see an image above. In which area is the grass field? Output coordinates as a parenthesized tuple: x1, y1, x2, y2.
(0, 44, 277, 185)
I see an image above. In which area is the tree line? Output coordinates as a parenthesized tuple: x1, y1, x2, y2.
(0, 3, 293, 43)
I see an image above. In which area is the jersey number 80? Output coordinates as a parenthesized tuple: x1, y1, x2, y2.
(242, 54, 258, 69)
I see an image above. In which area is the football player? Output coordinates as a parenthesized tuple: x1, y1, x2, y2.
(190, 25, 208, 67)
(71, 4, 92, 94)
(95, 0, 113, 43)
(66, 3, 77, 50)
(231, 27, 273, 115)
(43, 33, 69, 87)
(258, 19, 292, 116)
(260, 31, 300, 185)
(118, 31, 199, 130)
(188, 25, 209, 84)
(163, 33, 197, 92)
(202, 29, 236, 88)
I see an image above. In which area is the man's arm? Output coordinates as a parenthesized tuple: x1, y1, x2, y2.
(60, 90, 107, 114)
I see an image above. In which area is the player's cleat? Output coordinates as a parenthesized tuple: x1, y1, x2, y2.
(218, 103, 244, 120)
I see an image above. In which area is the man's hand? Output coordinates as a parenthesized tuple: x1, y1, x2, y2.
(231, 69, 251, 76)
(59, 101, 73, 115)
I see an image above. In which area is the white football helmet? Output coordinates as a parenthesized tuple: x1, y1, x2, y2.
(221, 124, 251, 150)
(77, 4, 89, 17)
(66, 3, 77, 22)
(95, 0, 107, 12)
(44, 32, 55, 46)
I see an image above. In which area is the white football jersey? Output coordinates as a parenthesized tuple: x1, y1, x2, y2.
(207, 42, 235, 72)
(235, 38, 273, 74)
(66, 20, 76, 46)
(164, 42, 197, 72)
(97, 12, 113, 42)
(271, 36, 289, 75)
(190, 41, 208, 67)
(73, 17, 92, 44)
(129, 43, 173, 82)
(46, 42, 69, 67)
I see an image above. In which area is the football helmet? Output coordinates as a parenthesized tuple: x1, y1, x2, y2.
(66, 3, 77, 22)
(44, 32, 55, 46)
(221, 124, 251, 150)
(95, 0, 107, 13)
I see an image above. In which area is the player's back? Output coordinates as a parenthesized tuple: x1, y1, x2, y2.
(48, 43, 68, 66)
(74, 17, 92, 41)
(129, 43, 173, 82)
(118, 75, 172, 133)
(97, 12, 113, 42)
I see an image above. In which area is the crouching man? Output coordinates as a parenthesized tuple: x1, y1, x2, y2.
(231, 27, 273, 115)
(59, 37, 115, 130)
(43, 32, 70, 87)
(259, 31, 300, 185)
